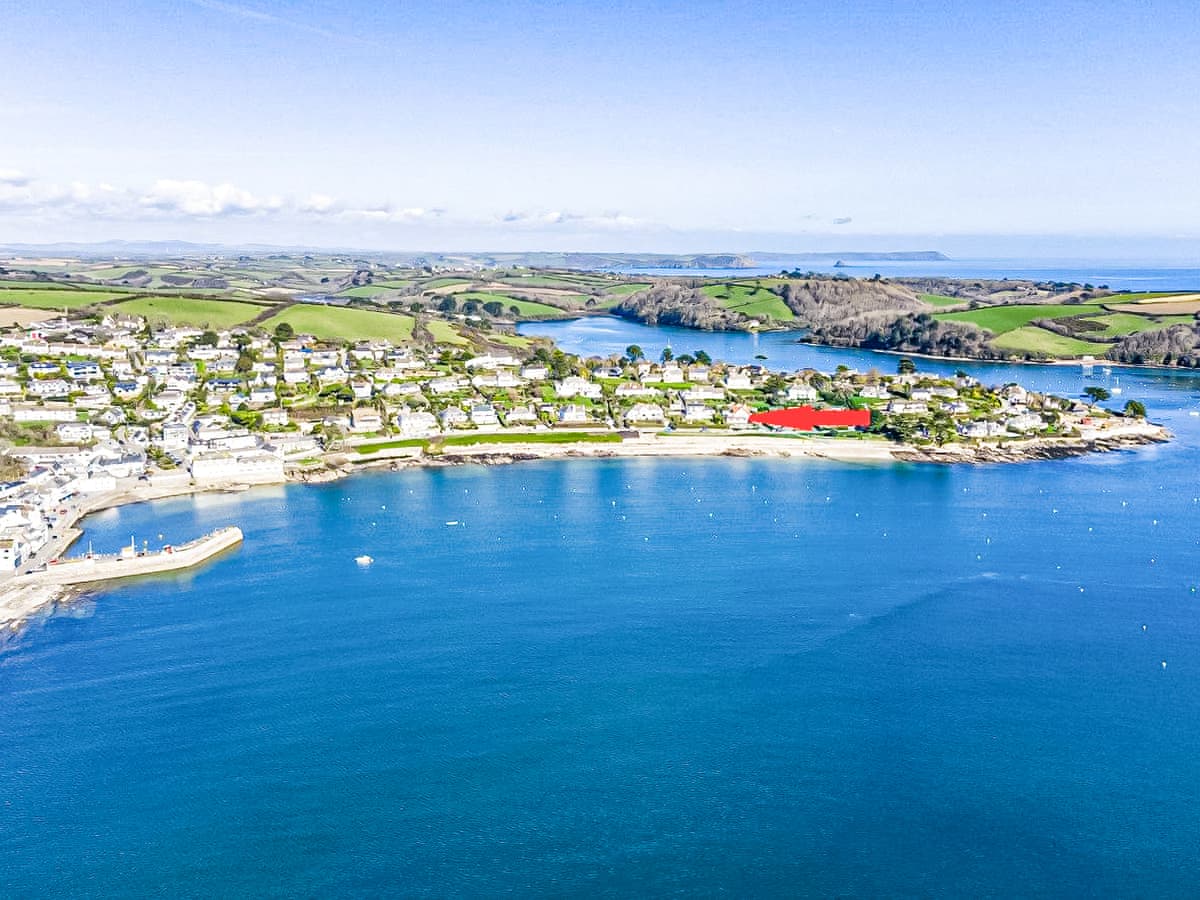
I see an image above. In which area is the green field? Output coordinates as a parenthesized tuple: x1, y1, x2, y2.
(501, 275, 593, 289)
(936, 303, 1104, 334)
(989, 327, 1104, 357)
(425, 319, 470, 345)
(920, 293, 965, 308)
(336, 284, 405, 298)
(488, 332, 534, 349)
(0, 280, 127, 292)
(262, 305, 415, 343)
(112, 296, 267, 328)
(455, 292, 568, 317)
(603, 283, 651, 297)
(1101, 292, 1193, 303)
(702, 283, 794, 320)
(421, 277, 473, 290)
(1076, 313, 1194, 338)
(0, 288, 127, 309)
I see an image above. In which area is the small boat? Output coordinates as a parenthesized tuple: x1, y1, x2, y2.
(445, 520, 460, 526)
(355, 555, 373, 566)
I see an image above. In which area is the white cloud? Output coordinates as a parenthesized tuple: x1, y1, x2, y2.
(0, 169, 31, 187)
(0, 170, 672, 241)
(299, 193, 337, 213)
(497, 208, 652, 231)
(139, 179, 282, 217)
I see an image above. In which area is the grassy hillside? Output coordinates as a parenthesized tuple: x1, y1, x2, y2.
(920, 293, 964, 307)
(0, 288, 128, 309)
(111, 297, 266, 328)
(262, 305, 415, 343)
(1078, 312, 1194, 338)
(425, 320, 470, 345)
(701, 283, 794, 320)
(989, 327, 1104, 357)
(454, 292, 569, 317)
(935, 303, 1104, 334)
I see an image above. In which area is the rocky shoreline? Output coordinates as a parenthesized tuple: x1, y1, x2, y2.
(891, 428, 1170, 464)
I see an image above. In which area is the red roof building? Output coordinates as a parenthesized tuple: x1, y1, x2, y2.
(747, 405, 871, 431)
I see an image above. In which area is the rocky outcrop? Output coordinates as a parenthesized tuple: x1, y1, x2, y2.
(613, 283, 748, 331)
(890, 428, 1170, 464)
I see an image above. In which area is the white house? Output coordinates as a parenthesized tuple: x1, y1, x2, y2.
(396, 411, 439, 437)
(557, 404, 588, 425)
(624, 403, 666, 425)
(190, 449, 285, 484)
(502, 405, 538, 425)
(350, 408, 384, 433)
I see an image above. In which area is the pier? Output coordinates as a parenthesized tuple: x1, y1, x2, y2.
(16, 526, 244, 587)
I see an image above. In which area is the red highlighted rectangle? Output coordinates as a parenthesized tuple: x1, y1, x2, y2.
(748, 405, 870, 431)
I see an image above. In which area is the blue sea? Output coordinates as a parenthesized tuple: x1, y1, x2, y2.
(612, 259, 1200, 290)
(4, 324, 1200, 896)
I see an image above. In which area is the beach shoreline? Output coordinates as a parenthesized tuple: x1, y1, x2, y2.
(0, 423, 1170, 634)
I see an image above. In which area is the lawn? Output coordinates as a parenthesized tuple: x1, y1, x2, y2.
(936, 303, 1103, 334)
(455, 292, 569, 317)
(920, 293, 965, 307)
(702, 283, 794, 320)
(262, 305, 415, 343)
(1077, 312, 1194, 338)
(112, 296, 266, 328)
(989, 326, 1105, 357)
(425, 320, 471, 345)
(0, 288, 127, 309)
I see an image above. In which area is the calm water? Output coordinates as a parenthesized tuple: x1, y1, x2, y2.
(613, 259, 1200, 290)
(4, 328, 1200, 896)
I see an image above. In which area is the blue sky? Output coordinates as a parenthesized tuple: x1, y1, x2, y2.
(2, 0, 1198, 255)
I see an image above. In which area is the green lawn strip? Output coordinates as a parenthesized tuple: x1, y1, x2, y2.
(1077, 312, 1194, 338)
(0, 288, 129, 309)
(111, 296, 266, 328)
(455, 292, 569, 316)
(935, 303, 1104, 334)
(261, 305, 414, 342)
(989, 326, 1106, 357)
(920, 293, 965, 307)
(356, 431, 621, 454)
(355, 438, 428, 453)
